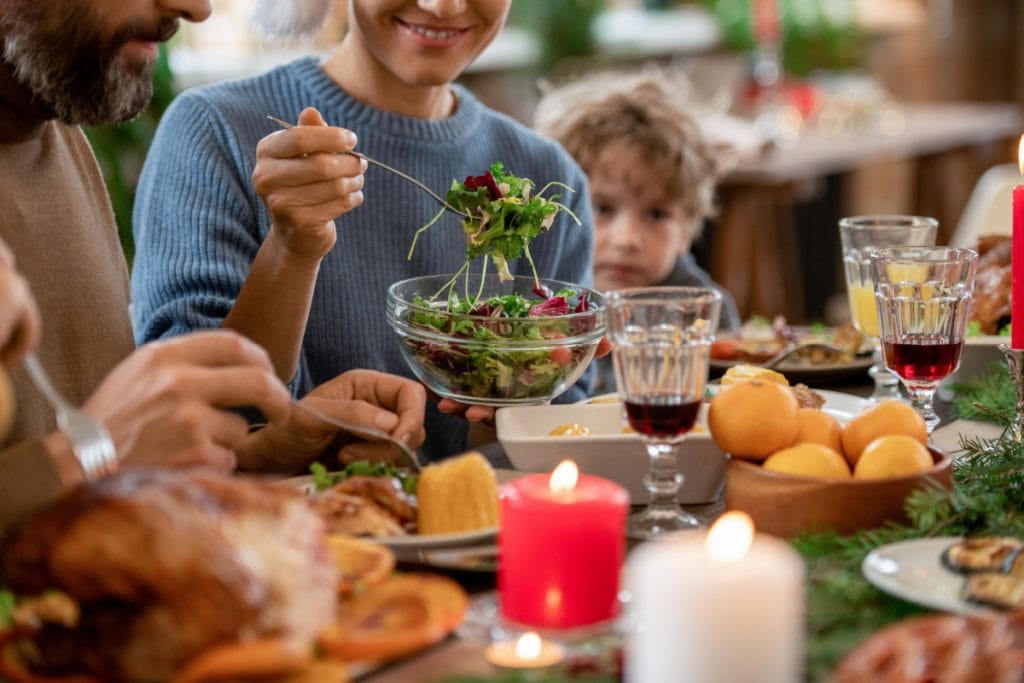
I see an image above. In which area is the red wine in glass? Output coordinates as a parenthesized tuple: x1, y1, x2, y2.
(882, 339, 962, 382)
(624, 393, 701, 438)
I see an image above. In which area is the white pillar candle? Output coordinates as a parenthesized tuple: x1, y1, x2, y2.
(625, 512, 804, 683)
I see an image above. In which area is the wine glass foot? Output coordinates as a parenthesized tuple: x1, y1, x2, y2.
(867, 363, 904, 404)
(626, 507, 704, 540)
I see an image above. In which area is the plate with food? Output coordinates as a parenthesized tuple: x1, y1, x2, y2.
(710, 316, 872, 384)
(861, 536, 1024, 615)
(283, 453, 504, 553)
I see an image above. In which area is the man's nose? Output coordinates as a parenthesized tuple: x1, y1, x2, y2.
(159, 0, 212, 23)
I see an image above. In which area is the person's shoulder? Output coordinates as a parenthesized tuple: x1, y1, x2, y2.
(168, 56, 320, 117)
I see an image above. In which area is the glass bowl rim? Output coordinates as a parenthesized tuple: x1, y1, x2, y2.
(386, 273, 606, 324)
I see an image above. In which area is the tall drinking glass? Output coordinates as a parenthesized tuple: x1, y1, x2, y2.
(870, 247, 977, 433)
(839, 215, 938, 403)
(605, 287, 722, 539)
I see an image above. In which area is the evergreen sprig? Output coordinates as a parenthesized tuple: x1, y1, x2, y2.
(798, 367, 1024, 680)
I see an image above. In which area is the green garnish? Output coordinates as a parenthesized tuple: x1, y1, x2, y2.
(310, 460, 418, 495)
(0, 590, 14, 629)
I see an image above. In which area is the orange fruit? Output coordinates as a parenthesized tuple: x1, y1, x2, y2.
(762, 443, 851, 479)
(323, 585, 442, 663)
(841, 401, 928, 467)
(853, 435, 934, 479)
(794, 408, 843, 454)
(324, 535, 396, 597)
(321, 574, 467, 664)
(708, 380, 800, 461)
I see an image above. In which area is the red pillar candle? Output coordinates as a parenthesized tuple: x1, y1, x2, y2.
(1014, 134, 1024, 349)
(499, 461, 628, 630)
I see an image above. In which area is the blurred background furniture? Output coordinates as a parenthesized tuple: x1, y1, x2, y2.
(948, 162, 1019, 248)
(710, 102, 1022, 321)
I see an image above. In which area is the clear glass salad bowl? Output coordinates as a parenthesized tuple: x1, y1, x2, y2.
(386, 274, 606, 406)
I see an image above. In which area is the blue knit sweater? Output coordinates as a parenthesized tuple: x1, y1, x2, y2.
(131, 57, 595, 461)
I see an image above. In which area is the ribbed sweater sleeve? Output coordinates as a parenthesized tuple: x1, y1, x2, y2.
(132, 57, 595, 461)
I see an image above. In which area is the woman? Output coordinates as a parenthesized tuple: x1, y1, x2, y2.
(131, 0, 595, 460)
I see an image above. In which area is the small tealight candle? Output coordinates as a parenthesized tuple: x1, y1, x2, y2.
(485, 632, 566, 670)
(625, 511, 804, 683)
(499, 460, 628, 629)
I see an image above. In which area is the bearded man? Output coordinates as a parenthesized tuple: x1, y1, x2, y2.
(0, 0, 427, 540)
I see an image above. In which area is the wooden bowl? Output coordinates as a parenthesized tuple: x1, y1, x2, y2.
(725, 446, 953, 538)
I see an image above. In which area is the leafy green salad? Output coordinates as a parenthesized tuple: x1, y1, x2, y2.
(399, 162, 597, 402)
(408, 161, 579, 289)
(405, 285, 595, 401)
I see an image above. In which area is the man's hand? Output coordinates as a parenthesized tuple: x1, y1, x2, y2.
(238, 369, 427, 473)
(0, 239, 40, 368)
(81, 331, 292, 473)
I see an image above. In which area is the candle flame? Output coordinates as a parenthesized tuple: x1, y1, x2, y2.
(548, 459, 579, 492)
(514, 632, 542, 660)
(1018, 134, 1024, 176)
(706, 511, 755, 562)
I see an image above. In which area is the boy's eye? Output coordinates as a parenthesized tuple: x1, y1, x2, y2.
(593, 202, 615, 216)
(645, 207, 670, 221)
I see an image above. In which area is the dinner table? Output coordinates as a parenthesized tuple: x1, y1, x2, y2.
(358, 374, 984, 683)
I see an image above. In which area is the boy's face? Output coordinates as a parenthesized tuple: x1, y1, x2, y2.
(589, 149, 698, 293)
(0, 0, 210, 125)
(347, 0, 510, 89)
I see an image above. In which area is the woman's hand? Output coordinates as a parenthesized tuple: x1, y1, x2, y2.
(238, 369, 427, 473)
(252, 107, 366, 261)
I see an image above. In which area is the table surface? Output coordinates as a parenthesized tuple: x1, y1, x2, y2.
(360, 380, 976, 682)
(723, 102, 1022, 186)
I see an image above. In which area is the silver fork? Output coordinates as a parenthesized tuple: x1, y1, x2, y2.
(762, 342, 849, 369)
(266, 115, 470, 218)
(22, 352, 117, 479)
(289, 399, 421, 472)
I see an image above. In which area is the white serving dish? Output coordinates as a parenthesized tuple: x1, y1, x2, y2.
(495, 402, 725, 504)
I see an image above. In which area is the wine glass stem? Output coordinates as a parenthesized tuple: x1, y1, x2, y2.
(905, 383, 940, 434)
(869, 339, 902, 402)
(643, 441, 683, 513)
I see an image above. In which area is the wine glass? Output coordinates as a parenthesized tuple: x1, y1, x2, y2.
(605, 287, 722, 539)
(870, 246, 978, 433)
(839, 215, 938, 403)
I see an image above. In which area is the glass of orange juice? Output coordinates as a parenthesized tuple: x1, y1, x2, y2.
(839, 216, 938, 402)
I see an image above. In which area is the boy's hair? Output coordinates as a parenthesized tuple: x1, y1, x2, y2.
(533, 68, 727, 221)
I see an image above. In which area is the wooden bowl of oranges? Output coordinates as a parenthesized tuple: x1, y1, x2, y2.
(709, 369, 952, 538)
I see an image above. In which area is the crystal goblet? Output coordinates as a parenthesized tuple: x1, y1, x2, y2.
(839, 215, 937, 403)
(870, 246, 978, 433)
(605, 287, 722, 539)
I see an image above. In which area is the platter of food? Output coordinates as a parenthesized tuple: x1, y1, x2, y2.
(282, 453, 507, 553)
(860, 536, 1019, 615)
(710, 318, 872, 384)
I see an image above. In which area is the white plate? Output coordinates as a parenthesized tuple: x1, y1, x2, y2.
(280, 472, 510, 552)
(861, 537, 995, 615)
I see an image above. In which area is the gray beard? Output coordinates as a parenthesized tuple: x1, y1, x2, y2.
(1, 2, 154, 125)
